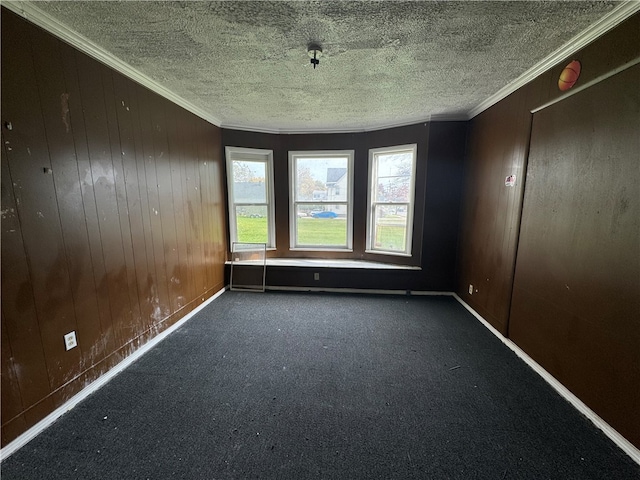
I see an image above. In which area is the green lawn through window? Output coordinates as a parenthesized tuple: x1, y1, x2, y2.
(297, 218, 347, 246)
(236, 216, 406, 250)
(374, 224, 407, 252)
(236, 216, 268, 243)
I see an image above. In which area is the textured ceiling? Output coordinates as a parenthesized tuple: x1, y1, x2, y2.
(29, 1, 620, 132)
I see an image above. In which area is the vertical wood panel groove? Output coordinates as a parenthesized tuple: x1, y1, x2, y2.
(1, 131, 52, 408)
(128, 82, 156, 333)
(101, 65, 137, 351)
(76, 52, 122, 361)
(27, 27, 90, 397)
(63, 45, 115, 366)
(112, 73, 147, 338)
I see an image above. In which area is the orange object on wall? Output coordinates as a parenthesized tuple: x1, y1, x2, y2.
(558, 60, 581, 91)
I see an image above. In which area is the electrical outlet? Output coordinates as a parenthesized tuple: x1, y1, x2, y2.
(468, 284, 473, 295)
(314, 272, 320, 281)
(64, 331, 77, 351)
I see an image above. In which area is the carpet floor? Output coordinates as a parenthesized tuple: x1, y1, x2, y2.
(2, 291, 638, 479)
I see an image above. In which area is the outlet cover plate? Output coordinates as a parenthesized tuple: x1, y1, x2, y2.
(64, 331, 77, 351)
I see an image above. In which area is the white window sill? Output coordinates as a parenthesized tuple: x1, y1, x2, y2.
(226, 258, 421, 270)
(364, 249, 412, 257)
(289, 248, 353, 253)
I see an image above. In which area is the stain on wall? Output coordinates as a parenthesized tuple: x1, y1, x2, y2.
(1, 9, 227, 446)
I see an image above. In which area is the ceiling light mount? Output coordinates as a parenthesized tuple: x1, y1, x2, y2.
(307, 43, 323, 69)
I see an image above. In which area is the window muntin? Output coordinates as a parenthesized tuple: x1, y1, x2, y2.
(289, 151, 354, 250)
(367, 144, 417, 256)
(226, 147, 275, 248)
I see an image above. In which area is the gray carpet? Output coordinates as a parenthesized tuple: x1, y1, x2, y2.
(2, 291, 638, 479)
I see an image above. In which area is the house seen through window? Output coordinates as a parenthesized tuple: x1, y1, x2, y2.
(289, 150, 354, 250)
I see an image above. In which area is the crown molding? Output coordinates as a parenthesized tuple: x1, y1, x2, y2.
(221, 119, 424, 135)
(1, 0, 223, 127)
(467, 0, 640, 120)
(221, 113, 467, 135)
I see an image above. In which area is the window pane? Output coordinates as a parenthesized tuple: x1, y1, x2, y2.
(373, 205, 408, 252)
(296, 204, 346, 246)
(376, 152, 413, 177)
(375, 176, 411, 202)
(232, 161, 266, 203)
(235, 205, 268, 243)
(295, 157, 348, 202)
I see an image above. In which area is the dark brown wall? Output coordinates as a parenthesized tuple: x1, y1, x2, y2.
(455, 91, 533, 335)
(223, 121, 467, 291)
(457, 13, 640, 333)
(457, 13, 640, 448)
(1, 9, 227, 446)
(510, 63, 640, 447)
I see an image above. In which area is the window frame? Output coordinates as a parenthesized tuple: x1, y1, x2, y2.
(225, 146, 276, 249)
(288, 150, 355, 252)
(366, 144, 418, 257)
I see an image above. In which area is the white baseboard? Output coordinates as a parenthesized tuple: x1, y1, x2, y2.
(0, 287, 226, 462)
(453, 294, 640, 466)
(264, 285, 453, 296)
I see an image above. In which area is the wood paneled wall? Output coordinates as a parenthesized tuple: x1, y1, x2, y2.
(511, 63, 639, 447)
(223, 122, 467, 291)
(1, 9, 227, 446)
(455, 91, 532, 335)
(457, 13, 640, 448)
(458, 13, 640, 332)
